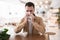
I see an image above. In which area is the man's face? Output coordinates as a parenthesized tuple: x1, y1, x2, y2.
(25, 6, 35, 16)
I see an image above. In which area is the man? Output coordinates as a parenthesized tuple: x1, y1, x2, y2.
(15, 2, 45, 35)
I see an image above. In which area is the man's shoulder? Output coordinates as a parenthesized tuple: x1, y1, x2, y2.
(20, 17, 25, 22)
(35, 16, 42, 20)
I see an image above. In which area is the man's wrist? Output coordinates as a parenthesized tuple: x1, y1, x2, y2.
(32, 21, 36, 25)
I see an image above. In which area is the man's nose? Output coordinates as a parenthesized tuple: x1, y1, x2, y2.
(28, 12, 31, 14)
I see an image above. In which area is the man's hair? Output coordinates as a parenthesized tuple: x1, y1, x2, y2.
(25, 2, 35, 8)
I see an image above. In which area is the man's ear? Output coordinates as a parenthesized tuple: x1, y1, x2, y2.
(33, 14, 35, 16)
(34, 8, 35, 11)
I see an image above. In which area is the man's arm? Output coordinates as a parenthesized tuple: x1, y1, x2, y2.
(32, 17, 46, 34)
(15, 18, 26, 33)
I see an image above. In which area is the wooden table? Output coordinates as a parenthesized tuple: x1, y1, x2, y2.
(9, 32, 56, 40)
(9, 34, 46, 40)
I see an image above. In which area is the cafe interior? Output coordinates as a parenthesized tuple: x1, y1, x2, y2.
(0, 0, 60, 40)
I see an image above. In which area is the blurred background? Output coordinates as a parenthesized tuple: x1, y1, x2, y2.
(0, 0, 60, 40)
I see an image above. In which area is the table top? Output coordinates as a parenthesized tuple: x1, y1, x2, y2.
(9, 34, 46, 40)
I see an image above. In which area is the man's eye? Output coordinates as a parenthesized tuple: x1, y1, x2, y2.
(26, 10, 32, 12)
(30, 10, 32, 12)
(26, 10, 29, 12)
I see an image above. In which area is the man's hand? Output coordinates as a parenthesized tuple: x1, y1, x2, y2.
(26, 14, 35, 22)
(30, 14, 35, 22)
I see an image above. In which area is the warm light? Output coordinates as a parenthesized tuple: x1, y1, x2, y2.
(49, 8, 59, 13)
(45, 0, 49, 4)
(39, 2, 43, 5)
(44, 5, 49, 9)
(53, 9, 59, 13)
(43, 0, 51, 5)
